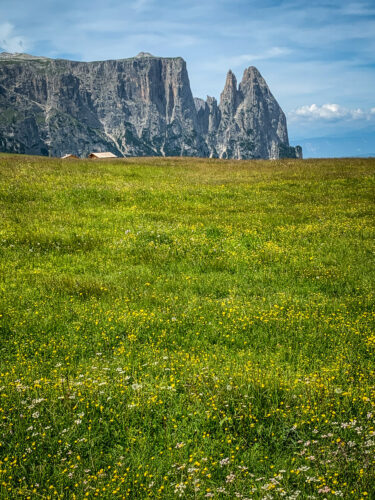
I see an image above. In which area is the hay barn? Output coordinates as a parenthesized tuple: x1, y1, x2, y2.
(61, 154, 79, 159)
(88, 152, 117, 159)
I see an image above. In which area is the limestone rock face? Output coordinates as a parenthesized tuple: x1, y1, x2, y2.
(0, 52, 301, 159)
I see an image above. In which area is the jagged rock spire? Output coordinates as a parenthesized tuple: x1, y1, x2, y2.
(197, 65, 301, 159)
(220, 70, 239, 112)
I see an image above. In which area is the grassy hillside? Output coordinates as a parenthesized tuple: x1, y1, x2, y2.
(0, 154, 374, 499)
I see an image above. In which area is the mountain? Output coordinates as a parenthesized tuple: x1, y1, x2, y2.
(292, 130, 375, 159)
(0, 52, 301, 159)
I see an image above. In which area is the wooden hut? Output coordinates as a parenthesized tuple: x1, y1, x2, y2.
(61, 154, 79, 159)
(88, 152, 117, 159)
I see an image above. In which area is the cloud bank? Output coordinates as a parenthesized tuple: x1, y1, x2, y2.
(289, 104, 375, 122)
(0, 22, 28, 53)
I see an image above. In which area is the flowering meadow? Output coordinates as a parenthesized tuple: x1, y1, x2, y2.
(0, 155, 374, 499)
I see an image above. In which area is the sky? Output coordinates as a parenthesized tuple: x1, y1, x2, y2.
(1, 0, 375, 157)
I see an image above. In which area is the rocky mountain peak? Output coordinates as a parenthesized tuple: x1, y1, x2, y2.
(241, 66, 262, 82)
(224, 69, 237, 89)
(198, 66, 301, 159)
(220, 70, 239, 110)
(239, 65, 268, 99)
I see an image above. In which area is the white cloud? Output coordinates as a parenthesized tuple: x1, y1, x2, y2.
(0, 22, 28, 53)
(233, 47, 290, 66)
(289, 103, 375, 122)
(213, 47, 291, 70)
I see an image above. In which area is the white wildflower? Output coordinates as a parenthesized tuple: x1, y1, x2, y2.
(220, 457, 230, 466)
(131, 383, 143, 391)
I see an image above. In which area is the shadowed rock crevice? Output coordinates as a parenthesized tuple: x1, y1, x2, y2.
(0, 52, 302, 159)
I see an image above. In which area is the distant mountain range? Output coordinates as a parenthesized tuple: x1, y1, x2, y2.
(294, 130, 375, 159)
(0, 51, 301, 159)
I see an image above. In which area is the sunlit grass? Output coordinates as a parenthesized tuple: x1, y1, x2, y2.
(0, 154, 375, 498)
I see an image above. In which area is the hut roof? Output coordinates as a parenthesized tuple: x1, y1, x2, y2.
(88, 152, 117, 159)
(61, 154, 78, 159)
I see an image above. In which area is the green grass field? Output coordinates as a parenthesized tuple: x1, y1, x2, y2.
(0, 154, 374, 499)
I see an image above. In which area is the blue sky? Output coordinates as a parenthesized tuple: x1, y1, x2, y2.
(1, 0, 375, 157)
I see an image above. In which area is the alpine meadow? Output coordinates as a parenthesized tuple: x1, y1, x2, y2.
(0, 154, 375, 499)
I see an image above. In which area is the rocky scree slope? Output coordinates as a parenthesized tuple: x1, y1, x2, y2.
(0, 52, 301, 159)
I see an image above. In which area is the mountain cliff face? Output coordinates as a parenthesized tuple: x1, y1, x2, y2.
(0, 52, 301, 159)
